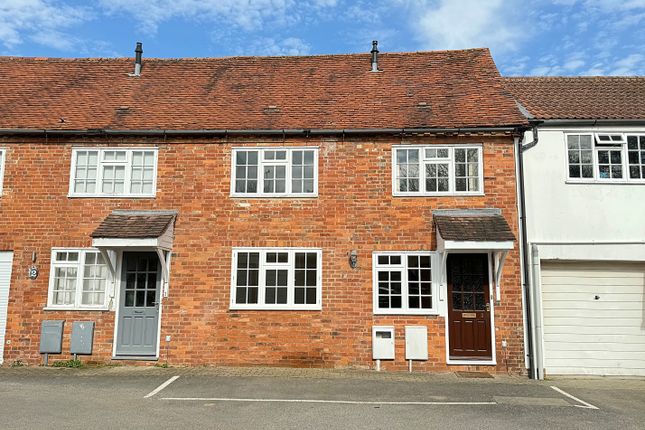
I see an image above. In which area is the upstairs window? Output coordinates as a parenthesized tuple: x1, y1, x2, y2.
(0, 148, 5, 195)
(231, 148, 318, 197)
(566, 134, 645, 183)
(230, 248, 322, 310)
(69, 148, 158, 197)
(393, 145, 483, 196)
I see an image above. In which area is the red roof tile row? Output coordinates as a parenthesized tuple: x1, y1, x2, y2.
(0, 49, 527, 131)
(505, 77, 645, 121)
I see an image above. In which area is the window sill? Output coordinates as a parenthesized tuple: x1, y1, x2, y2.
(230, 194, 318, 199)
(229, 305, 322, 311)
(392, 192, 485, 198)
(67, 194, 156, 199)
(43, 307, 110, 312)
(447, 358, 496, 366)
(565, 180, 645, 185)
(373, 310, 439, 316)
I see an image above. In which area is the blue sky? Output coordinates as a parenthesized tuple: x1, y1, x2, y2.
(1, 0, 644, 76)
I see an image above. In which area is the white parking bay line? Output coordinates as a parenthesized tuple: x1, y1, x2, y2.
(550, 386, 599, 410)
(145, 376, 181, 399)
(161, 397, 496, 406)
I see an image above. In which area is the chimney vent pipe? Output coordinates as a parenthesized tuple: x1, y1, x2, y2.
(370, 40, 379, 72)
(133, 42, 143, 76)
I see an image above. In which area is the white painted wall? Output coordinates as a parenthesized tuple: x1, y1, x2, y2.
(523, 126, 645, 261)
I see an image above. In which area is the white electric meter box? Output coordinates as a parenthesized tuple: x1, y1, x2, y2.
(372, 326, 395, 360)
(405, 326, 428, 360)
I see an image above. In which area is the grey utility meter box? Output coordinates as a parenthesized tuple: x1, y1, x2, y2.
(372, 326, 395, 360)
(39, 320, 64, 354)
(70, 321, 95, 355)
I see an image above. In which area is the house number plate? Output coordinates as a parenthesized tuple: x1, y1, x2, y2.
(461, 312, 476, 319)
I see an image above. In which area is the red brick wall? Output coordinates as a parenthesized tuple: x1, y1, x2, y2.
(0, 134, 525, 373)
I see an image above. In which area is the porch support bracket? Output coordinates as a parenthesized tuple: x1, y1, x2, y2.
(493, 250, 509, 302)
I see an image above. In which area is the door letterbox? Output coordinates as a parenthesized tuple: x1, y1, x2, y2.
(372, 326, 395, 360)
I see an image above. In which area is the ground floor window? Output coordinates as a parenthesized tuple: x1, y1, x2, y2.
(372, 252, 437, 315)
(47, 249, 110, 310)
(230, 248, 322, 310)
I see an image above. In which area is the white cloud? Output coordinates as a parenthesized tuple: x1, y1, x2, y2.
(397, 0, 525, 52)
(249, 37, 311, 56)
(609, 53, 644, 75)
(0, 0, 91, 49)
(99, 0, 336, 34)
(563, 58, 585, 70)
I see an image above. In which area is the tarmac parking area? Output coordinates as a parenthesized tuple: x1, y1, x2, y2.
(0, 366, 643, 429)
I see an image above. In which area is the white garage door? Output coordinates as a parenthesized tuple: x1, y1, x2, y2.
(541, 261, 645, 376)
(0, 252, 14, 365)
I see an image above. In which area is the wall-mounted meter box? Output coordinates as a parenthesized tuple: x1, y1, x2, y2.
(70, 321, 95, 355)
(39, 320, 64, 354)
(372, 326, 395, 360)
(405, 326, 428, 360)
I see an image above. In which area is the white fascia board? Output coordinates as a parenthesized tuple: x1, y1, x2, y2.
(443, 240, 514, 251)
(92, 237, 160, 248)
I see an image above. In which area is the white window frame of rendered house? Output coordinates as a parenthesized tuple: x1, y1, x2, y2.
(391, 145, 484, 197)
(68, 147, 159, 198)
(565, 133, 645, 184)
(45, 248, 112, 311)
(0, 148, 5, 196)
(230, 147, 319, 198)
(230, 247, 323, 311)
(372, 251, 440, 315)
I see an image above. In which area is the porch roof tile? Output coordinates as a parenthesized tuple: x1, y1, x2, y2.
(434, 214, 515, 242)
(91, 213, 175, 239)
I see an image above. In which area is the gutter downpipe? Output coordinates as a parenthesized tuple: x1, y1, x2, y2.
(517, 124, 540, 379)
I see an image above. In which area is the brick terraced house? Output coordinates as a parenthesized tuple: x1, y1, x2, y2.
(0, 45, 530, 373)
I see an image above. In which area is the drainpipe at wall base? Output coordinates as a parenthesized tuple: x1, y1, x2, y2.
(530, 244, 545, 379)
(517, 124, 540, 379)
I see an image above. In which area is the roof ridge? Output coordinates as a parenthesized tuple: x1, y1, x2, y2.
(0, 48, 490, 63)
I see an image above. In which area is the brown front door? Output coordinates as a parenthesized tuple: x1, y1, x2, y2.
(447, 253, 492, 359)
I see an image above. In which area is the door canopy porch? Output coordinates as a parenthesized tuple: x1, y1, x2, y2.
(90, 210, 177, 292)
(433, 209, 515, 302)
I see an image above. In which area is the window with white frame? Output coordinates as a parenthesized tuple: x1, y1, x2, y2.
(47, 249, 110, 309)
(231, 148, 318, 197)
(231, 248, 322, 310)
(393, 146, 483, 195)
(372, 252, 437, 315)
(69, 148, 158, 197)
(0, 148, 5, 195)
(566, 133, 645, 182)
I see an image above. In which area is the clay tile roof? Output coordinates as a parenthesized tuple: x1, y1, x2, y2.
(504, 77, 645, 120)
(434, 214, 515, 242)
(0, 49, 527, 130)
(91, 213, 175, 239)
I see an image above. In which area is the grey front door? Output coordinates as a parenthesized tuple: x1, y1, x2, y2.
(116, 252, 161, 356)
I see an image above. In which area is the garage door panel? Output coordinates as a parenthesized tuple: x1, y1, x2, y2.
(545, 333, 645, 344)
(543, 308, 644, 319)
(542, 300, 642, 310)
(544, 325, 644, 336)
(541, 265, 645, 278)
(543, 316, 643, 327)
(541, 261, 645, 376)
(544, 341, 645, 352)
